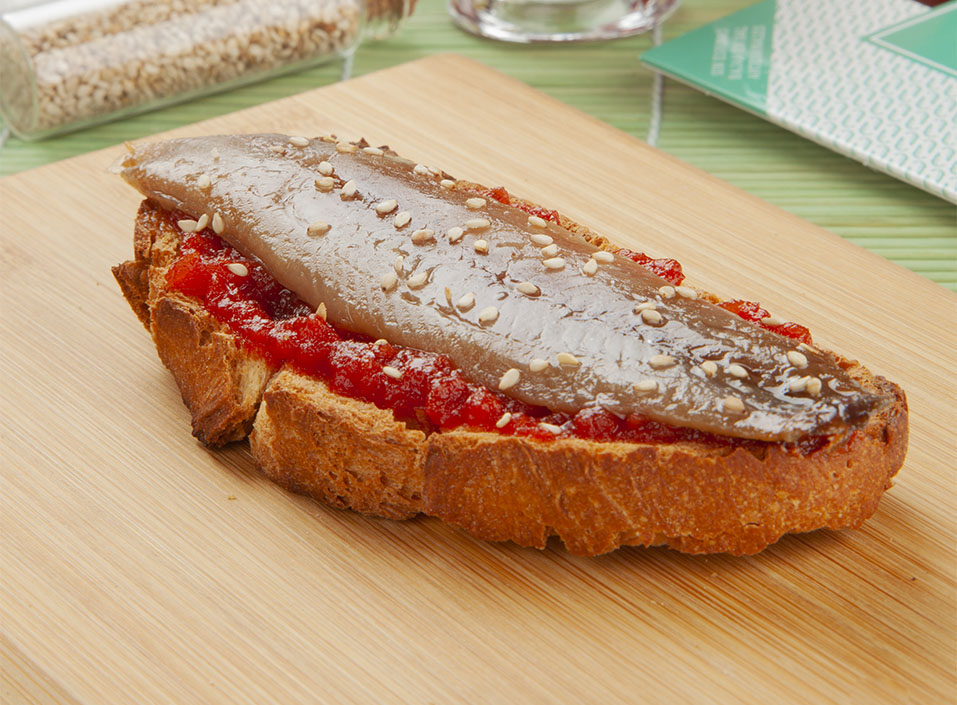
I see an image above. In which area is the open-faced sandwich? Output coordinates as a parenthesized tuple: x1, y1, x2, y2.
(113, 134, 907, 555)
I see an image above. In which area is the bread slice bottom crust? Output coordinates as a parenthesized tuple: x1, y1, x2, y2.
(114, 200, 908, 556)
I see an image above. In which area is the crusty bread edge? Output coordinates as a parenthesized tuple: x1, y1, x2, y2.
(114, 193, 907, 556)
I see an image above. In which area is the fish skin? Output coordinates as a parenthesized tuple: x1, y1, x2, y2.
(120, 134, 887, 442)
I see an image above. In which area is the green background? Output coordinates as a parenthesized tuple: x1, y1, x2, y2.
(1, 0, 953, 290)
(643, 0, 776, 114)
(867, 2, 957, 77)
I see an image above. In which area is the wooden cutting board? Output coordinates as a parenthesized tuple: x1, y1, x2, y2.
(2, 55, 954, 705)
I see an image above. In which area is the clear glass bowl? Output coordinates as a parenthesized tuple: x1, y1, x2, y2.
(447, 0, 679, 43)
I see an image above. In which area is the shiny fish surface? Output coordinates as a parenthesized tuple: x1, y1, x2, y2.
(119, 134, 887, 442)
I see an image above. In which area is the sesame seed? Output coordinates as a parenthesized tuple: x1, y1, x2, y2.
(288, 136, 309, 147)
(649, 354, 675, 369)
(212, 212, 224, 234)
(478, 306, 499, 324)
(373, 338, 388, 346)
(496, 412, 512, 428)
(539, 422, 563, 435)
(727, 363, 748, 379)
(440, 179, 455, 189)
(806, 377, 823, 396)
(226, 262, 248, 277)
(394, 256, 404, 274)
(318, 161, 334, 176)
(456, 292, 475, 310)
(466, 197, 487, 210)
(269, 144, 284, 154)
(634, 379, 659, 394)
(412, 229, 435, 245)
(788, 377, 807, 393)
(464, 218, 490, 231)
(543, 257, 565, 270)
(407, 272, 429, 289)
(380, 272, 398, 291)
(177, 218, 198, 233)
(700, 361, 718, 377)
(315, 302, 327, 320)
(634, 301, 657, 313)
(340, 180, 357, 198)
(393, 211, 412, 228)
(798, 342, 818, 354)
(582, 259, 598, 276)
(530, 233, 553, 246)
(474, 239, 489, 254)
(447, 226, 465, 244)
(529, 358, 549, 372)
(197, 173, 211, 191)
(319, 134, 337, 143)
(336, 143, 357, 153)
(516, 281, 540, 296)
(762, 315, 784, 327)
(787, 350, 809, 368)
(659, 285, 676, 299)
(557, 352, 580, 367)
(195, 214, 209, 232)
(413, 164, 430, 176)
(315, 176, 335, 191)
(383, 366, 402, 379)
(676, 286, 697, 299)
(307, 220, 331, 236)
(363, 146, 384, 155)
(528, 215, 547, 229)
(375, 199, 398, 215)
(723, 395, 746, 413)
(498, 368, 521, 391)
(593, 251, 614, 263)
(641, 309, 663, 325)
(540, 244, 559, 258)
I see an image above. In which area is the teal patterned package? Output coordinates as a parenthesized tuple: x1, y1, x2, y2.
(642, 0, 957, 203)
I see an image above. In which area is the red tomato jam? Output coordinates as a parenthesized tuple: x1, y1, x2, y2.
(485, 185, 561, 224)
(615, 248, 685, 286)
(717, 300, 812, 345)
(163, 213, 820, 452)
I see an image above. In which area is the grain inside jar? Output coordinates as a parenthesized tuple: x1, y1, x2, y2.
(0, 0, 414, 139)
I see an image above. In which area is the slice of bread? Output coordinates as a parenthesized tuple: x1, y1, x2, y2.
(114, 199, 907, 556)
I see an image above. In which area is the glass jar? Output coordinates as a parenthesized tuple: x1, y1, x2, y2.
(448, 0, 677, 43)
(0, 0, 413, 140)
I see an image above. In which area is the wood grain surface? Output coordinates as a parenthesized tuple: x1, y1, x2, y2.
(1, 55, 954, 705)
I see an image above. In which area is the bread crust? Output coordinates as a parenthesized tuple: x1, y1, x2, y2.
(151, 295, 273, 446)
(250, 369, 425, 520)
(424, 367, 905, 555)
(115, 199, 908, 555)
(115, 203, 274, 446)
